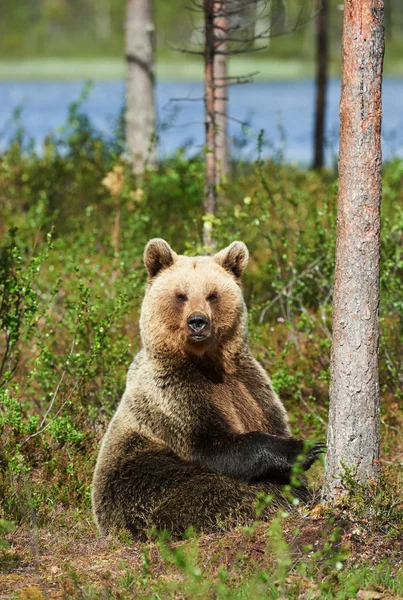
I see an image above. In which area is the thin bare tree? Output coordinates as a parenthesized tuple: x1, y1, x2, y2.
(204, 0, 217, 251)
(312, 0, 328, 169)
(213, 2, 229, 185)
(125, 0, 156, 174)
(195, 0, 316, 250)
(203, 0, 233, 251)
(322, 0, 385, 501)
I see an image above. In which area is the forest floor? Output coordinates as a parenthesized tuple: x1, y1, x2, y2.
(2, 496, 403, 599)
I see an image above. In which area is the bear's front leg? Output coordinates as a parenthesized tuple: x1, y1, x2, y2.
(194, 430, 325, 485)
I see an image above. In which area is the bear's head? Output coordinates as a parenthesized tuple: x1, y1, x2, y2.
(140, 239, 249, 358)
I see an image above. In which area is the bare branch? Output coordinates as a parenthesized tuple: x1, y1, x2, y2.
(259, 258, 324, 325)
(38, 334, 77, 429)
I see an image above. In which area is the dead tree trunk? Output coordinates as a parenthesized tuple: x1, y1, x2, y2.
(312, 0, 328, 169)
(203, 0, 218, 251)
(214, 1, 229, 185)
(198, 0, 314, 249)
(322, 0, 385, 501)
(203, 0, 230, 251)
(125, 0, 156, 174)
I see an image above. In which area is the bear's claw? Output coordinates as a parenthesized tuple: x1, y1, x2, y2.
(302, 442, 326, 470)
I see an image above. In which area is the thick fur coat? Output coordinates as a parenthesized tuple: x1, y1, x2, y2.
(92, 239, 323, 537)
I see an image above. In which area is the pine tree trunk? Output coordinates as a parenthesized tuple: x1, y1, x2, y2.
(214, 1, 229, 185)
(125, 0, 156, 174)
(203, 0, 217, 251)
(313, 0, 328, 170)
(322, 0, 385, 501)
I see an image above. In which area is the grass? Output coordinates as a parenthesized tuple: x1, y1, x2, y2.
(0, 57, 317, 81)
(0, 55, 401, 81)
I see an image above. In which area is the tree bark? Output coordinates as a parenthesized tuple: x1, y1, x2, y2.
(322, 0, 385, 501)
(214, 1, 229, 185)
(203, 0, 217, 251)
(125, 0, 156, 174)
(313, 0, 328, 170)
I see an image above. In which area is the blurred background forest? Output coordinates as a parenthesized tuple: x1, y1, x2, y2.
(1, 0, 403, 75)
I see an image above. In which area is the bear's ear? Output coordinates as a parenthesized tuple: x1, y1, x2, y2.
(213, 241, 249, 279)
(144, 238, 177, 279)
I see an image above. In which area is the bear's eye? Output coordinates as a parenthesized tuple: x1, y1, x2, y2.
(176, 293, 187, 303)
(207, 293, 218, 303)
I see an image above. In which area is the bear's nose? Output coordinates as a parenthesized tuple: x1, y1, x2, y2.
(187, 313, 209, 333)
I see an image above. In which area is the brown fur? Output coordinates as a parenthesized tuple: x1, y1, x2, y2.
(92, 239, 305, 539)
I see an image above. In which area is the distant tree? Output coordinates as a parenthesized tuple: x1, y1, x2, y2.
(186, 0, 316, 250)
(213, 1, 229, 186)
(312, 0, 328, 169)
(203, 0, 218, 251)
(125, 0, 156, 174)
(322, 0, 385, 501)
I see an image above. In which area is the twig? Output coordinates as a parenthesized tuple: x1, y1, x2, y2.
(299, 394, 326, 425)
(20, 378, 81, 447)
(258, 257, 324, 325)
(379, 459, 403, 467)
(39, 334, 76, 428)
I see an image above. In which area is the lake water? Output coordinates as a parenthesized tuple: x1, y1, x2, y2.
(1, 78, 402, 165)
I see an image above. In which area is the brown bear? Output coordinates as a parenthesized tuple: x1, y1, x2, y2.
(91, 239, 324, 538)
